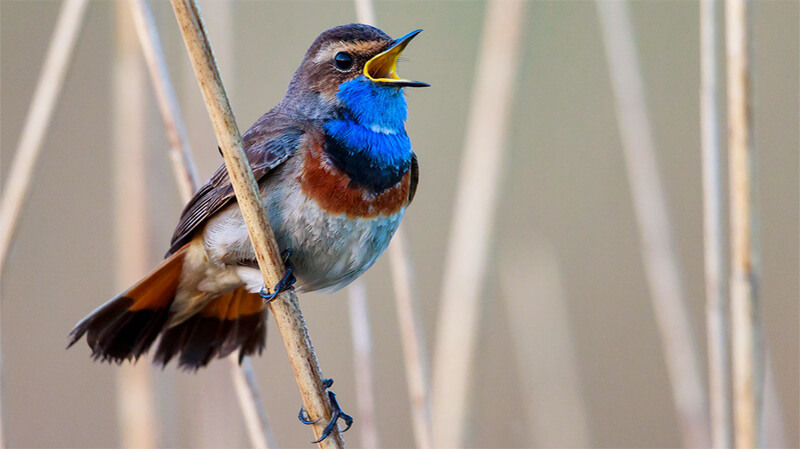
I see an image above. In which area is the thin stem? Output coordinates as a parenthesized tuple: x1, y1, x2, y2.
(431, 0, 526, 447)
(347, 281, 378, 448)
(0, 3, 89, 434)
(169, 0, 344, 446)
(388, 229, 433, 448)
(112, 3, 158, 446)
(595, 1, 711, 447)
(499, 238, 590, 447)
(126, 0, 275, 447)
(0, 0, 88, 273)
(700, 0, 732, 447)
(725, 0, 762, 447)
(127, 0, 199, 201)
(230, 357, 278, 449)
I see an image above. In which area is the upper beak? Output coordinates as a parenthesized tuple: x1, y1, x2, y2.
(364, 29, 430, 88)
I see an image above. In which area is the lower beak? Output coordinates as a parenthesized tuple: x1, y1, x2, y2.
(364, 29, 430, 88)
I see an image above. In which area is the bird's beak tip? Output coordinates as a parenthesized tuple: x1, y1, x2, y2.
(364, 29, 427, 88)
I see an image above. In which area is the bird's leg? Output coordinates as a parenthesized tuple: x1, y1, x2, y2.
(297, 378, 354, 443)
(259, 249, 296, 303)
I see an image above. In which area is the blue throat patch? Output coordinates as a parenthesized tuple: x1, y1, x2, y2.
(323, 76, 412, 192)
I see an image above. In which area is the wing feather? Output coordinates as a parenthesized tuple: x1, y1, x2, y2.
(167, 112, 304, 256)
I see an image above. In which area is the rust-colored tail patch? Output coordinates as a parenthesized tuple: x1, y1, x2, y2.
(67, 246, 187, 363)
(68, 247, 267, 371)
(153, 287, 267, 370)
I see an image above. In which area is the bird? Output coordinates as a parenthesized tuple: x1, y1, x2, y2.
(68, 24, 427, 372)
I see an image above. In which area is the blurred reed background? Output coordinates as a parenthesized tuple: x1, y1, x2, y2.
(0, 0, 797, 448)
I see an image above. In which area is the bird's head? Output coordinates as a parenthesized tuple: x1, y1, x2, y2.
(283, 24, 428, 120)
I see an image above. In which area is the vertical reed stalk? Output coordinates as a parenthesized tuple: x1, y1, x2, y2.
(0, 0, 88, 274)
(169, 0, 345, 446)
(596, 1, 710, 447)
(431, 0, 526, 446)
(347, 282, 378, 448)
(725, 0, 762, 447)
(700, 0, 732, 447)
(127, 0, 199, 200)
(388, 229, 433, 448)
(500, 239, 590, 447)
(113, 4, 158, 447)
(126, 0, 274, 446)
(231, 357, 278, 448)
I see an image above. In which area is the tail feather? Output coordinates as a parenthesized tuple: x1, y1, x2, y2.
(68, 247, 185, 363)
(68, 244, 268, 370)
(154, 288, 266, 370)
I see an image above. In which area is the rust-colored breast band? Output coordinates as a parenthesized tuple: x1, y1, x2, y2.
(298, 133, 410, 219)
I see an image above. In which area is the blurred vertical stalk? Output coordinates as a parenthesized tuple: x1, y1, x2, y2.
(596, 1, 711, 447)
(0, 0, 88, 443)
(347, 282, 379, 448)
(388, 229, 433, 448)
(113, 4, 158, 447)
(725, 0, 762, 447)
(0, 0, 88, 274)
(0, 10, 90, 436)
(127, 0, 199, 199)
(500, 238, 591, 447)
(700, 0, 732, 447)
(431, 0, 525, 447)
(127, 0, 275, 447)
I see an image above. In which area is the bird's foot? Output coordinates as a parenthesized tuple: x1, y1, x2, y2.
(259, 249, 296, 303)
(298, 378, 353, 443)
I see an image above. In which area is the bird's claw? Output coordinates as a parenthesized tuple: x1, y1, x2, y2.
(259, 249, 296, 303)
(297, 378, 354, 443)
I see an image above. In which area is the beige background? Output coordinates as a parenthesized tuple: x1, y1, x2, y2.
(1, 0, 797, 448)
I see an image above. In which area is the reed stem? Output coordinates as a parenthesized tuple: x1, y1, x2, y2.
(596, 1, 710, 446)
(388, 229, 433, 448)
(169, 0, 345, 446)
(127, 0, 275, 446)
(347, 281, 379, 448)
(700, 0, 732, 447)
(431, 0, 526, 446)
(112, 4, 158, 446)
(725, 0, 762, 446)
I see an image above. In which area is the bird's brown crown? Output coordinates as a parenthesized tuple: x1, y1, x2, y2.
(289, 24, 395, 101)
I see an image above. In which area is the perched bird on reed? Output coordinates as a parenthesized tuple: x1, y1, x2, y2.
(69, 24, 427, 371)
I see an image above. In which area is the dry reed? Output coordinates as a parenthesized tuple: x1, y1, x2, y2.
(231, 358, 278, 448)
(0, 2, 88, 438)
(500, 238, 590, 447)
(126, 0, 274, 446)
(346, 281, 379, 448)
(388, 228, 433, 448)
(112, 4, 158, 446)
(596, 1, 711, 446)
(127, 0, 199, 199)
(0, 0, 88, 274)
(700, 0, 732, 447)
(431, 0, 526, 446)
(725, 0, 763, 446)
(169, 0, 345, 446)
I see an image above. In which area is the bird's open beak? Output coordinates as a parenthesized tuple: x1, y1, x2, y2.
(364, 29, 430, 88)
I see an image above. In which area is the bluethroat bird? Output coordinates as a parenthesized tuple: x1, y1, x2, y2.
(69, 24, 426, 373)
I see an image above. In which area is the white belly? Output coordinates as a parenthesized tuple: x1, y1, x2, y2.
(202, 177, 404, 293)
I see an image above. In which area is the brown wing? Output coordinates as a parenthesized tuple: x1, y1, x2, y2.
(166, 111, 304, 256)
(408, 151, 419, 205)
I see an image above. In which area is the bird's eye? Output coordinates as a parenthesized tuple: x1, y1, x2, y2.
(334, 52, 354, 71)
